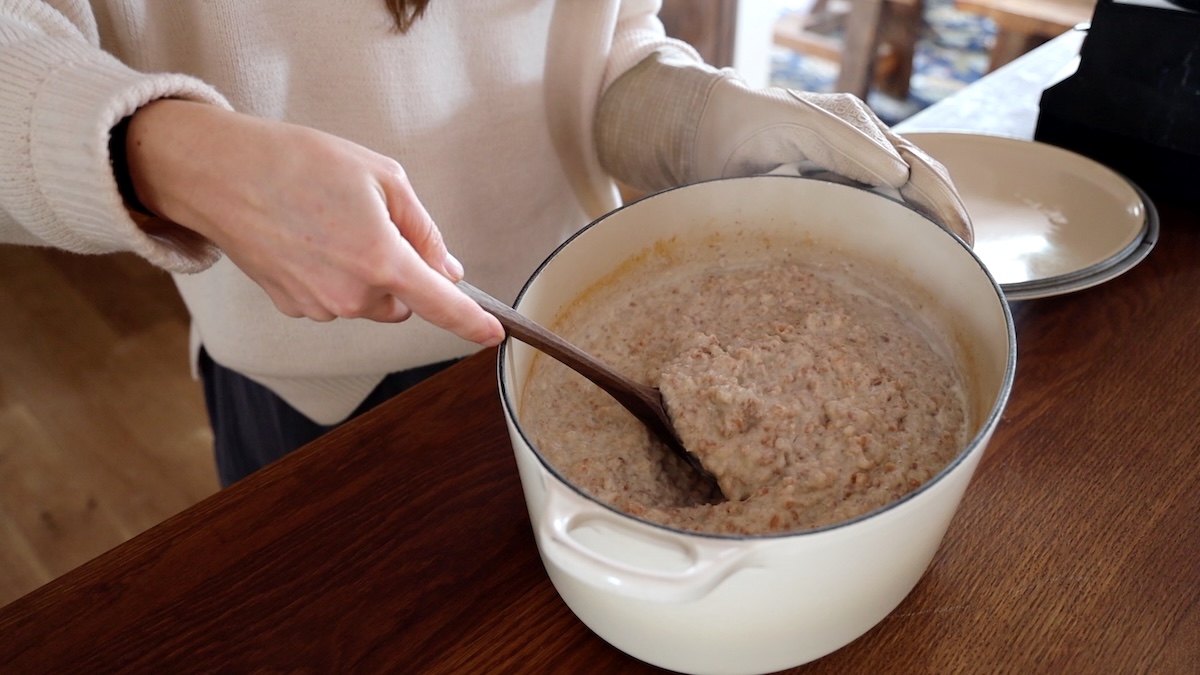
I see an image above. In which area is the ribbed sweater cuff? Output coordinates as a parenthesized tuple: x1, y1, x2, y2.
(1, 36, 232, 272)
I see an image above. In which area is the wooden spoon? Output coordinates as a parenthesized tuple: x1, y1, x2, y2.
(458, 281, 721, 494)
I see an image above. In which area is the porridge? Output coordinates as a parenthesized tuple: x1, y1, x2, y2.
(519, 235, 969, 535)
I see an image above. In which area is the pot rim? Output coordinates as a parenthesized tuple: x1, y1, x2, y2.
(497, 175, 1017, 542)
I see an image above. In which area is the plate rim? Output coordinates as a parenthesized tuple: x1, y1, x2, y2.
(902, 131, 1154, 299)
(1000, 177, 1159, 301)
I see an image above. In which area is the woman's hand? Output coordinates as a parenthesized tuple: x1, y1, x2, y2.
(124, 99, 503, 346)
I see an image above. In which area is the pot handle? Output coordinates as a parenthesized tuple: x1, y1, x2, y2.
(537, 483, 762, 603)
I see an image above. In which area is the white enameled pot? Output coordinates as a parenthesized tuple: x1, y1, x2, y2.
(496, 176, 1016, 675)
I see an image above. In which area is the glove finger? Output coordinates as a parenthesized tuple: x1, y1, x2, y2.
(776, 89, 909, 187)
(788, 91, 892, 148)
(893, 141, 974, 246)
(854, 104, 973, 245)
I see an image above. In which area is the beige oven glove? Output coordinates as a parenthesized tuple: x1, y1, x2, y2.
(596, 51, 973, 246)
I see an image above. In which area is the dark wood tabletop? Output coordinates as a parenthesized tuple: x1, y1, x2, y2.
(3, 30, 1197, 674)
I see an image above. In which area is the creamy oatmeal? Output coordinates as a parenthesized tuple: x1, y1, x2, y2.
(519, 236, 969, 535)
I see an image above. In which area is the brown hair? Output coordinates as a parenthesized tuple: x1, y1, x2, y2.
(385, 0, 432, 33)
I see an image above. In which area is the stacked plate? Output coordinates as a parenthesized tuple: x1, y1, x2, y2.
(902, 132, 1158, 301)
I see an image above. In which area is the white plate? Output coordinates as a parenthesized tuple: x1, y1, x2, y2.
(902, 132, 1155, 299)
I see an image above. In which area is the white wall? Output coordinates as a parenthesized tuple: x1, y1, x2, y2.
(733, 0, 817, 87)
(730, 0, 778, 87)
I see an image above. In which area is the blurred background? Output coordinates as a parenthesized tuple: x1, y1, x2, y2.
(768, 0, 995, 124)
(661, 0, 1093, 124)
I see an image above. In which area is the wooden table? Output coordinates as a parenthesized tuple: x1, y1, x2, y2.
(3, 32, 1198, 674)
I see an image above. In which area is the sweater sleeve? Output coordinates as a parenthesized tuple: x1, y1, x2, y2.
(603, 0, 705, 91)
(543, 0, 708, 219)
(0, 1, 233, 273)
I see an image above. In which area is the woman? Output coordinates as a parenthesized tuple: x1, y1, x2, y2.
(0, 0, 970, 485)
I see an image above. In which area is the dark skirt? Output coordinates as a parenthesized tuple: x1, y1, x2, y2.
(198, 348, 458, 487)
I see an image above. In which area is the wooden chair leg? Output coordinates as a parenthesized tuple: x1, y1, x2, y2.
(988, 29, 1043, 71)
(877, 0, 923, 99)
(835, 0, 885, 98)
(774, 0, 923, 100)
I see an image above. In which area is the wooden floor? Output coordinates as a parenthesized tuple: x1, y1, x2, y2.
(0, 246, 219, 608)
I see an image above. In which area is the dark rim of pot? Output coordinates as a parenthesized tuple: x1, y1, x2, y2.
(496, 175, 1017, 542)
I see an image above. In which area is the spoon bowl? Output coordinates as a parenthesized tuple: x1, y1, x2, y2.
(457, 281, 721, 495)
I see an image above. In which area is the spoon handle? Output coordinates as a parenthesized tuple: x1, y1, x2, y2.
(458, 280, 721, 496)
(457, 281, 657, 409)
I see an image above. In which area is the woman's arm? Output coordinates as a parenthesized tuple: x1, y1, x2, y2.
(0, 2, 501, 344)
(124, 99, 502, 342)
(0, 1, 231, 269)
(591, 2, 972, 244)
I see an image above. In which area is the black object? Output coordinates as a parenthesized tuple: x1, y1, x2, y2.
(1035, 0, 1200, 206)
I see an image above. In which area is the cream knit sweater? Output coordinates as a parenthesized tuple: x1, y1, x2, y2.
(0, 0, 702, 423)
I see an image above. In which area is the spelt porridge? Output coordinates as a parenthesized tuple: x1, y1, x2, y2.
(519, 235, 969, 535)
